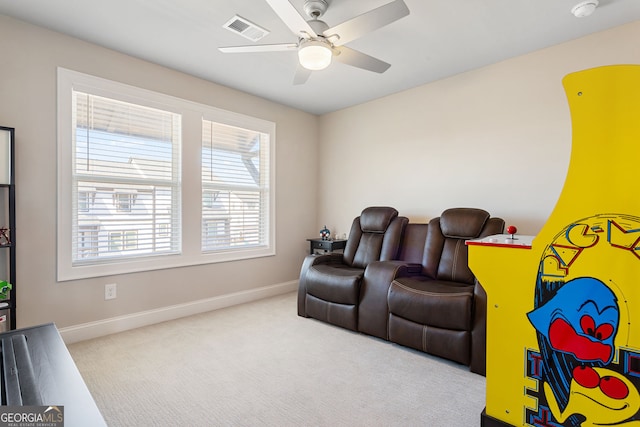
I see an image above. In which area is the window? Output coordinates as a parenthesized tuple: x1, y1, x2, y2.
(157, 223, 170, 238)
(77, 226, 99, 259)
(72, 90, 180, 265)
(78, 190, 95, 212)
(113, 192, 137, 212)
(109, 230, 139, 252)
(57, 68, 275, 280)
(203, 190, 219, 209)
(203, 218, 230, 248)
(201, 121, 270, 252)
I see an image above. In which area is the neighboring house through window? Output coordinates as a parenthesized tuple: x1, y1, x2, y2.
(57, 68, 275, 280)
(201, 120, 271, 252)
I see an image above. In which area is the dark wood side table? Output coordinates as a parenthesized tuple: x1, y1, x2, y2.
(307, 238, 347, 255)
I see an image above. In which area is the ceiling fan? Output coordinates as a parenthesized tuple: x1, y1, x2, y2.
(219, 0, 410, 85)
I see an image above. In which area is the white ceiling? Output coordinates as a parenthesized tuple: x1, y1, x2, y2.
(1, 0, 639, 115)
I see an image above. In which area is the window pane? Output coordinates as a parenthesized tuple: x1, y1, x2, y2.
(72, 91, 181, 265)
(58, 69, 275, 280)
(201, 120, 269, 251)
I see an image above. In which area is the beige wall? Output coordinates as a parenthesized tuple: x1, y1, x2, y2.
(318, 21, 640, 237)
(1, 12, 639, 334)
(0, 15, 318, 330)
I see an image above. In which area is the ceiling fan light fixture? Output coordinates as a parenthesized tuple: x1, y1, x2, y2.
(571, 0, 599, 18)
(298, 40, 332, 71)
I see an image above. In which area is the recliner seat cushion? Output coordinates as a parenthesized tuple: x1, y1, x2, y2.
(388, 278, 474, 331)
(305, 264, 364, 305)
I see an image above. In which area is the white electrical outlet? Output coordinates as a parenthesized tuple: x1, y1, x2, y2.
(105, 283, 117, 300)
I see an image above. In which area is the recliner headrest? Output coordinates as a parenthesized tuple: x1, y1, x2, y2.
(439, 208, 490, 239)
(359, 206, 398, 233)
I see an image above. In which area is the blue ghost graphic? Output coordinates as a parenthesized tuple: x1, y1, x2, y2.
(528, 277, 619, 364)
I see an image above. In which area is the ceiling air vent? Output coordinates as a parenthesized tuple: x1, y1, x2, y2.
(223, 15, 269, 42)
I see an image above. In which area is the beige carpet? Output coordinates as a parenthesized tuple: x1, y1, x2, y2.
(68, 292, 486, 426)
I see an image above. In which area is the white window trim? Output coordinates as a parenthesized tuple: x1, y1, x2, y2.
(57, 68, 276, 281)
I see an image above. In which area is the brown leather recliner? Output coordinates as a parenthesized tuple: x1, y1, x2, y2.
(386, 208, 504, 374)
(298, 207, 408, 331)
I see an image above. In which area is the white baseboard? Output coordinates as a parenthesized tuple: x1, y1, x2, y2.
(60, 280, 298, 344)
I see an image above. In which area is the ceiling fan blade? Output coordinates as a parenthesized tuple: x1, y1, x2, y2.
(264, 0, 318, 38)
(323, 0, 409, 46)
(333, 46, 391, 73)
(219, 43, 298, 53)
(293, 65, 312, 85)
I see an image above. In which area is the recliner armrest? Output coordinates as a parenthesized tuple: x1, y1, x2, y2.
(359, 260, 416, 339)
(405, 263, 423, 275)
(312, 252, 346, 266)
(390, 262, 424, 280)
(298, 253, 345, 316)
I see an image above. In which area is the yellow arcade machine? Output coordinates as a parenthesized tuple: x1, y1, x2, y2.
(467, 65, 640, 427)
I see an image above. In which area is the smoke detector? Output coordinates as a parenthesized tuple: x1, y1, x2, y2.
(571, 1, 599, 18)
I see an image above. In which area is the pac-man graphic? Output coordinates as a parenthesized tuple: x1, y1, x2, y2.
(543, 367, 640, 426)
(528, 276, 622, 426)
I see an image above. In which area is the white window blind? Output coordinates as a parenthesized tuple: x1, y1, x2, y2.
(58, 68, 275, 280)
(201, 120, 270, 252)
(72, 91, 181, 265)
